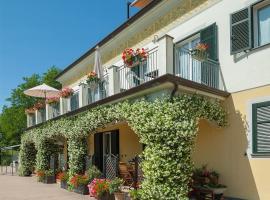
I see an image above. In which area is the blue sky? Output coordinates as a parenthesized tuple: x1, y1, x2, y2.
(0, 0, 138, 109)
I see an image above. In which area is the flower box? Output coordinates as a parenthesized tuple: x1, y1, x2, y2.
(74, 185, 89, 195)
(43, 175, 56, 184)
(60, 180, 68, 189)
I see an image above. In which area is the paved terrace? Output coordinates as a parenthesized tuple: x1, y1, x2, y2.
(0, 175, 95, 200)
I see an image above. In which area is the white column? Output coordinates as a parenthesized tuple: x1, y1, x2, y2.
(45, 104, 49, 120)
(35, 110, 39, 124)
(79, 84, 88, 107)
(60, 97, 64, 115)
(157, 34, 174, 75)
(26, 114, 30, 127)
(108, 65, 120, 96)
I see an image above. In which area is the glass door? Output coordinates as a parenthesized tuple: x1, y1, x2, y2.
(175, 36, 201, 83)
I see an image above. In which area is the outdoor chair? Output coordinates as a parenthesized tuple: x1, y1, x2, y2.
(118, 162, 134, 187)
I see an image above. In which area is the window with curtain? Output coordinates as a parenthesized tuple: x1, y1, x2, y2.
(258, 4, 270, 46)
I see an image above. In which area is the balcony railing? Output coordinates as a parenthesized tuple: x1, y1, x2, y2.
(70, 92, 79, 111)
(36, 108, 46, 124)
(48, 103, 60, 120)
(174, 50, 224, 90)
(117, 48, 158, 92)
(87, 73, 109, 104)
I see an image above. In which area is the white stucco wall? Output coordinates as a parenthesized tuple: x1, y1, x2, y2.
(167, 0, 270, 93)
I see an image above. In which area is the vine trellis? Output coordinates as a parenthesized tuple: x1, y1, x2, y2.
(19, 94, 227, 199)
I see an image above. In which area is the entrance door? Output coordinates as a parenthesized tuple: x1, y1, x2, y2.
(94, 130, 119, 173)
(94, 133, 103, 172)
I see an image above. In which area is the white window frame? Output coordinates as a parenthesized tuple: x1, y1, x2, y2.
(174, 33, 200, 79)
(253, 0, 270, 47)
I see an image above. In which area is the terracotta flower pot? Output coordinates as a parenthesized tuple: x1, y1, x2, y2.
(114, 192, 125, 200)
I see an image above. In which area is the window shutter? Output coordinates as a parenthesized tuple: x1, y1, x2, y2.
(200, 23, 218, 61)
(253, 101, 270, 154)
(230, 7, 252, 54)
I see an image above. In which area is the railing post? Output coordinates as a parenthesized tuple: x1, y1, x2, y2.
(35, 110, 39, 124)
(108, 65, 120, 96)
(157, 34, 174, 75)
(79, 84, 88, 107)
(45, 104, 49, 120)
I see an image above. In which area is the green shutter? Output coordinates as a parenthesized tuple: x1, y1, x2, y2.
(252, 101, 270, 154)
(200, 23, 218, 61)
(230, 7, 252, 54)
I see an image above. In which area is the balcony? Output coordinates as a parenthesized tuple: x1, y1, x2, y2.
(117, 48, 158, 91)
(26, 35, 226, 128)
(174, 49, 224, 90)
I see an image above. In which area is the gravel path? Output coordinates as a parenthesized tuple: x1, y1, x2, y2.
(0, 175, 95, 200)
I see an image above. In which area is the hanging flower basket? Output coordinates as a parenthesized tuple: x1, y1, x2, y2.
(59, 87, 74, 98)
(190, 43, 209, 62)
(122, 48, 148, 68)
(86, 71, 101, 90)
(45, 97, 60, 105)
(25, 107, 36, 114)
(33, 101, 45, 110)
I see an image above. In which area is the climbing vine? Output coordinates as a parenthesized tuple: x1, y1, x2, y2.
(19, 94, 227, 199)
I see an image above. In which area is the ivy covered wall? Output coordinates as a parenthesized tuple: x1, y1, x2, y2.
(19, 94, 227, 199)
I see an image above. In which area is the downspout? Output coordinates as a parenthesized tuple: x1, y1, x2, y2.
(170, 81, 178, 101)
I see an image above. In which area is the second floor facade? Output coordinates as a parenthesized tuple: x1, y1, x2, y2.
(27, 0, 270, 127)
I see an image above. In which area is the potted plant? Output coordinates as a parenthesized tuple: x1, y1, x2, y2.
(59, 87, 74, 98)
(129, 189, 141, 200)
(36, 170, 45, 182)
(86, 71, 101, 90)
(122, 48, 148, 68)
(108, 178, 125, 200)
(89, 178, 113, 200)
(69, 174, 90, 195)
(43, 169, 56, 184)
(190, 43, 209, 62)
(45, 97, 60, 105)
(57, 171, 69, 189)
(87, 165, 102, 181)
(33, 101, 45, 110)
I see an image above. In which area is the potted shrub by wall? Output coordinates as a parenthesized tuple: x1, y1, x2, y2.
(129, 189, 141, 200)
(36, 170, 45, 182)
(70, 174, 89, 195)
(87, 165, 102, 183)
(57, 171, 69, 189)
(109, 178, 125, 200)
(43, 170, 56, 184)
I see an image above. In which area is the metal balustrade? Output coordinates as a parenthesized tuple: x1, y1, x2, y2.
(175, 50, 225, 90)
(87, 73, 109, 104)
(117, 48, 158, 92)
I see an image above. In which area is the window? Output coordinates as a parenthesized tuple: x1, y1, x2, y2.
(230, 0, 270, 54)
(254, 1, 270, 46)
(252, 101, 270, 154)
(70, 92, 79, 111)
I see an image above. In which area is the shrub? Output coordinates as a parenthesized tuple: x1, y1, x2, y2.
(87, 165, 102, 182)
(108, 178, 124, 194)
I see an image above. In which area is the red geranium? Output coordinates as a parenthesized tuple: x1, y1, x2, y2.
(59, 87, 74, 98)
(122, 48, 148, 67)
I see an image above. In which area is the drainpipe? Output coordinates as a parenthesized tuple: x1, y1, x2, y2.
(127, 1, 131, 19)
(170, 82, 178, 101)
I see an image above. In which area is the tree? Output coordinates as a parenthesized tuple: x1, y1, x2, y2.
(0, 66, 62, 145)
